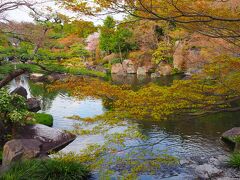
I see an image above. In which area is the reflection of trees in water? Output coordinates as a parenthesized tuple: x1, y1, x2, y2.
(137, 112, 240, 140)
(110, 74, 184, 89)
(28, 82, 58, 111)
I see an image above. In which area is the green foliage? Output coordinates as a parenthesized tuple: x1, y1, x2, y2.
(111, 27, 136, 54)
(100, 16, 135, 54)
(0, 89, 34, 144)
(0, 159, 90, 180)
(229, 153, 240, 168)
(48, 32, 64, 39)
(100, 16, 116, 53)
(16, 42, 34, 62)
(63, 20, 97, 38)
(152, 41, 172, 64)
(34, 113, 53, 127)
(34, 48, 55, 62)
(0, 46, 15, 61)
(69, 43, 90, 59)
(110, 58, 122, 65)
(0, 89, 33, 125)
(172, 68, 183, 75)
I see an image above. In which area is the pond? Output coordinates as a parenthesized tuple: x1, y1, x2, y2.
(8, 74, 240, 179)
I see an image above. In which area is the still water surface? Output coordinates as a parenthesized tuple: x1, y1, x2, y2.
(9, 74, 240, 179)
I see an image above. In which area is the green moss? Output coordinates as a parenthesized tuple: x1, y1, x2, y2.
(229, 153, 240, 168)
(0, 159, 90, 180)
(34, 113, 54, 127)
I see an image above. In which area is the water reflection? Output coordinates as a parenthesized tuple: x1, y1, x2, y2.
(110, 74, 185, 88)
(8, 74, 240, 179)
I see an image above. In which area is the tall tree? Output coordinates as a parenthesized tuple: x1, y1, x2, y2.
(99, 16, 116, 54)
(58, 0, 240, 45)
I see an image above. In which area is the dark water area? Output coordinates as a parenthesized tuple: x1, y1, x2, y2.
(109, 73, 185, 88)
(8, 74, 240, 179)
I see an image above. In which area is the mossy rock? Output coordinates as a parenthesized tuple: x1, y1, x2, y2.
(34, 113, 54, 127)
(222, 127, 240, 151)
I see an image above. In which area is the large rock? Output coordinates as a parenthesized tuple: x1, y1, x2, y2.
(173, 41, 185, 70)
(10, 86, 28, 99)
(173, 33, 237, 73)
(30, 73, 45, 82)
(26, 98, 41, 112)
(137, 67, 147, 76)
(222, 127, 240, 151)
(157, 63, 173, 76)
(195, 164, 223, 179)
(103, 53, 119, 63)
(47, 73, 67, 83)
(151, 73, 160, 78)
(122, 59, 137, 74)
(2, 139, 42, 167)
(16, 124, 76, 153)
(222, 127, 240, 141)
(111, 63, 126, 75)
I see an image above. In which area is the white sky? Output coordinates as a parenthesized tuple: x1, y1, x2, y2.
(5, 1, 124, 25)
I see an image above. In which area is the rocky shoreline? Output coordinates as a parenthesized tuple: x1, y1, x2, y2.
(0, 86, 76, 173)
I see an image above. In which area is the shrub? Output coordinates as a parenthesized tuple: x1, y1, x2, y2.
(229, 153, 240, 168)
(152, 41, 173, 64)
(110, 58, 122, 65)
(0, 159, 90, 180)
(34, 113, 53, 127)
(0, 89, 34, 144)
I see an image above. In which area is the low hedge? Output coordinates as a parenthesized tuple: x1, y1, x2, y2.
(34, 113, 54, 127)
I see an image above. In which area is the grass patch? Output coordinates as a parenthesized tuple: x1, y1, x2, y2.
(34, 113, 54, 127)
(229, 153, 240, 168)
(0, 159, 90, 180)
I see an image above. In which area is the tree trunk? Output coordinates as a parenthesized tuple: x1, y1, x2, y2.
(0, 69, 27, 88)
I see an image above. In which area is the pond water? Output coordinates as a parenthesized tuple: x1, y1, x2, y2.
(8, 74, 240, 179)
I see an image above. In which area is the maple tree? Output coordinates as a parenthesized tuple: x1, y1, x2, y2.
(58, 0, 240, 45)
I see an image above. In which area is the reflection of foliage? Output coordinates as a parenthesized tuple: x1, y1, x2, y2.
(59, 115, 177, 179)
(50, 55, 240, 178)
(50, 55, 240, 121)
(29, 81, 58, 111)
